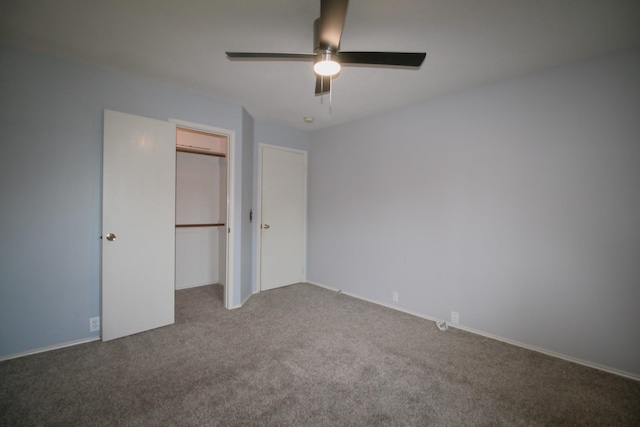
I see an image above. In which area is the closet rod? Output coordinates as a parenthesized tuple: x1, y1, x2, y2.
(176, 146, 225, 158)
(176, 223, 226, 228)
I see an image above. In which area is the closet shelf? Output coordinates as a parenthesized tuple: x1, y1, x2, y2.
(176, 146, 226, 157)
(176, 223, 226, 228)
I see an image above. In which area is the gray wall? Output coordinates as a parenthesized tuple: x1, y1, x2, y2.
(254, 120, 311, 152)
(0, 45, 252, 357)
(308, 49, 640, 376)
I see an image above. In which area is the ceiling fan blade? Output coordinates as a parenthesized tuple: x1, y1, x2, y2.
(315, 75, 331, 95)
(226, 52, 316, 60)
(339, 52, 426, 67)
(319, 0, 349, 50)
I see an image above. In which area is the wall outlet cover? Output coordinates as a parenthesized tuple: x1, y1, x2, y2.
(451, 311, 460, 324)
(90, 317, 101, 332)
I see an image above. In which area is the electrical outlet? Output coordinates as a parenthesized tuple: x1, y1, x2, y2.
(90, 317, 101, 332)
(392, 292, 399, 302)
(451, 311, 460, 325)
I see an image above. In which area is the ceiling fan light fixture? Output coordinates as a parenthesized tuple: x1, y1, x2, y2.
(314, 52, 341, 76)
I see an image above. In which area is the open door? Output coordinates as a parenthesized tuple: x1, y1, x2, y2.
(102, 110, 176, 341)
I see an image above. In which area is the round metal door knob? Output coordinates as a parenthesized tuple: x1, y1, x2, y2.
(262, 224, 270, 229)
(106, 233, 117, 241)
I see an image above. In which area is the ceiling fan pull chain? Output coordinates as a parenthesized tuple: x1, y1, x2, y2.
(329, 75, 333, 114)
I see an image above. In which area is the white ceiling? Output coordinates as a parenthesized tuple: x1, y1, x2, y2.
(2, 0, 640, 131)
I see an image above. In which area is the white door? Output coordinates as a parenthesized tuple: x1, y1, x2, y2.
(259, 145, 307, 291)
(102, 110, 176, 341)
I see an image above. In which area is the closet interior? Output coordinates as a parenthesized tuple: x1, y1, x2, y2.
(175, 128, 227, 297)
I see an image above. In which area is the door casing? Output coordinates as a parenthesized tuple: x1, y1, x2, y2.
(170, 118, 236, 309)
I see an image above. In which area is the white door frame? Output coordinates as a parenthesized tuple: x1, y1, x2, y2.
(170, 118, 235, 309)
(256, 143, 307, 292)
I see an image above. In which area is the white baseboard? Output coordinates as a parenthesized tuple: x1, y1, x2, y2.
(306, 281, 639, 381)
(241, 290, 255, 306)
(227, 289, 256, 310)
(309, 280, 442, 322)
(0, 336, 100, 362)
(176, 282, 223, 291)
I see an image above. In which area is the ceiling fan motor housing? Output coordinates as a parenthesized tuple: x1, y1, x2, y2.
(314, 18, 339, 54)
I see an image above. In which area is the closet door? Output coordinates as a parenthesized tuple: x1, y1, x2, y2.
(259, 145, 306, 290)
(102, 110, 176, 341)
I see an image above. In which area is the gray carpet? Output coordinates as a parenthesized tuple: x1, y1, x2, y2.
(1, 283, 638, 426)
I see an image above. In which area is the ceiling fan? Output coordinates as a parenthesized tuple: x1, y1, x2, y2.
(226, 0, 426, 96)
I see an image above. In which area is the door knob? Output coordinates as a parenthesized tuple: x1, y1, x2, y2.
(106, 233, 117, 241)
(262, 224, 270, 229)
